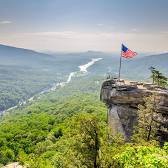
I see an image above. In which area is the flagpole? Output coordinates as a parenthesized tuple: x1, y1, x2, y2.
(118, 44, 137, 82)
(118, 47, 122, 81)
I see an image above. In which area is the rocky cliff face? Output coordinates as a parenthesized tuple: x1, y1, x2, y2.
(100, 79, 168, 142)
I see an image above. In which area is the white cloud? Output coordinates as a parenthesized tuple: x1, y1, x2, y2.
(0, 20, 12, 25)
(0, 31, 168, 53)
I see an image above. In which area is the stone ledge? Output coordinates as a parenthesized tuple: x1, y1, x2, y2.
(100, 79, 168, 142)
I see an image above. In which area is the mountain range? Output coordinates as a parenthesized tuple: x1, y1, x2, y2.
(0, 44, 167, 111)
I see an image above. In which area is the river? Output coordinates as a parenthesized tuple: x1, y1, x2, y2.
(0, 58, 103, 116)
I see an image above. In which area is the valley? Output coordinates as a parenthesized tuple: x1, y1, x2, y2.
(0, 44, 168, 114)
(1, 1, 168, 167)
(0, 45, 168, 167)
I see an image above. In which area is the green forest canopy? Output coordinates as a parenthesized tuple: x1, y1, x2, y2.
(0, 80, 168, 168)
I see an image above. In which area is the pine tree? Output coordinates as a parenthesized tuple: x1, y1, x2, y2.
(149, 66, 168, 88)
(133, 94, 159, 142)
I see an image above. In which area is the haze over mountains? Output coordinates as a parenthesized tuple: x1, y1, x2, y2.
(1, 0, 168, 166)
(0, 43, 168, 112)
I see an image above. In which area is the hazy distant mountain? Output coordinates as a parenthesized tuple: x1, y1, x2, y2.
(121, 53, 168, 80)
(84, 51, 168, 80)
(75, 52, 168, 81)
(134, 53, 168, 70)
(0, 43, 167, 78)
(0, 44, 112, 111)
(0, 44, 167, 111)
(0, 44, 75, 111)
(0, 44, 63, 69)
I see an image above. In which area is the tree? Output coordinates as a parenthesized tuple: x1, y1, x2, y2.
(0, 148, 15, 165)
(149, 67, 168, 87)
(66, 114, 101, 168)
(159, 74, 168, 87)
(79, 115, 100, 168)
(112, 145, 168, 168)
(133, 94, 159, 142)
(150, 66, 157, 84)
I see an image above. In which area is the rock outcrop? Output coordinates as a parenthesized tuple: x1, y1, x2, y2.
(100, 79, 168, 142)
(2, 162, 25, 168)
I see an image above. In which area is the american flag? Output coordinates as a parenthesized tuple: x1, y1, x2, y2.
(121, 44, 137, 59)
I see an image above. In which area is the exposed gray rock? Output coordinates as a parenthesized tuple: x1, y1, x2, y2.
(100, 79, 168, 142)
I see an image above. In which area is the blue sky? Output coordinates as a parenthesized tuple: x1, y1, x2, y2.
(0, 0, 168, 53)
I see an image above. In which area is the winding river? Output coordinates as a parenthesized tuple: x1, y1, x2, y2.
(1, 58, 102, 115)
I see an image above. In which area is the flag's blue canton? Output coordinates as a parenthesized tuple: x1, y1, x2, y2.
(122, 44, 128, 52)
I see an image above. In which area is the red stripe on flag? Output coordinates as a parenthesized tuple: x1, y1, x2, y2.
(122, 49, 137, 59)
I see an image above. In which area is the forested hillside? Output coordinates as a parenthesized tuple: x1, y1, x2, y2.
(0, 45, 168, 167)
(0, 44, 168, 113)
(0, 76, 168, 168)
(0, 45, 102, 111)
(1, 0, 168, 167)
(0, 45, 63, 111)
